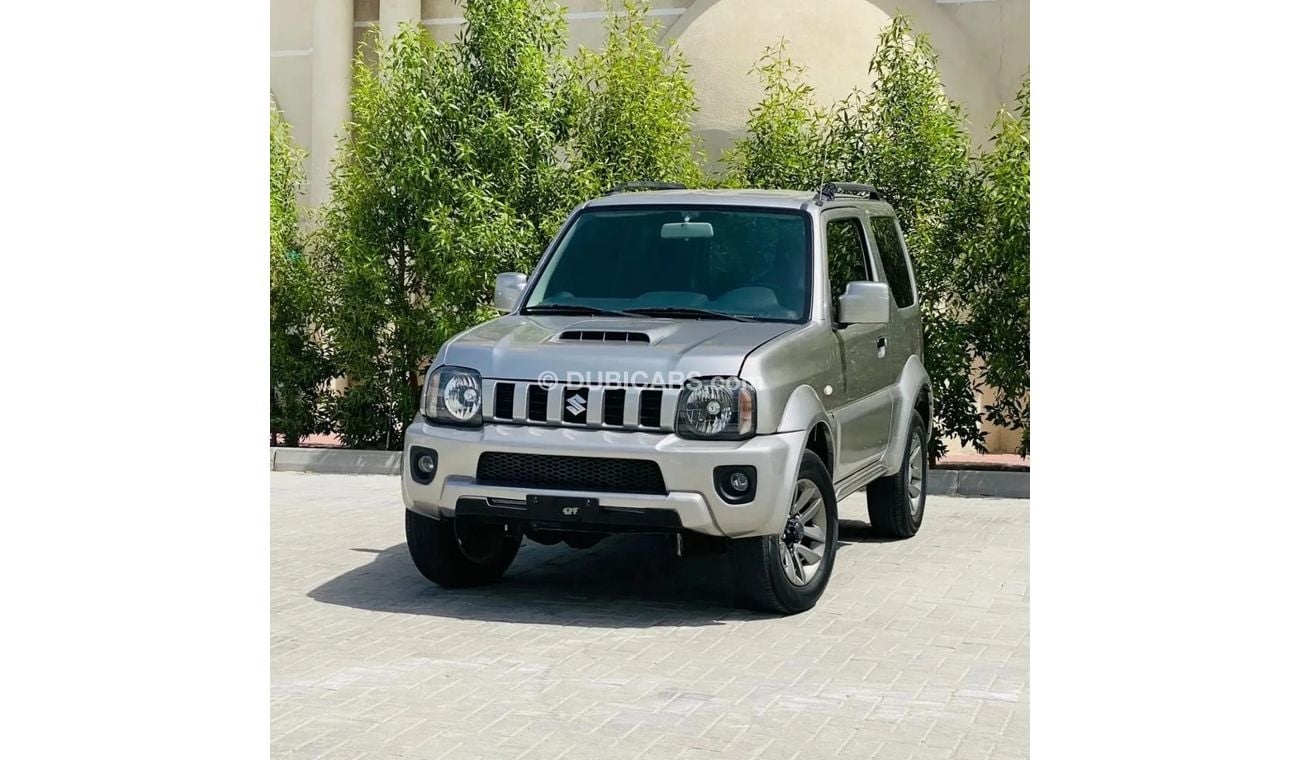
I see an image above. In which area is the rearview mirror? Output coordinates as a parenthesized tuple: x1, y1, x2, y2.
(494, 272, 527, 313)
(836, 281, 890, 325)
(661, 221, 714, 239)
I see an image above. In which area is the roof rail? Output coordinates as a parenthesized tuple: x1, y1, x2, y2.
(603, 181, 688, 195)
(813, 182, 883, 205)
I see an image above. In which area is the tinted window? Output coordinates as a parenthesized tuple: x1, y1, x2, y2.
(870, 216, 915, 308)
(826, 217, 870, 300)
(525, 208, 811, 322)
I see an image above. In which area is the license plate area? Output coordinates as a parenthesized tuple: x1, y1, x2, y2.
(525, 494, 600, 522)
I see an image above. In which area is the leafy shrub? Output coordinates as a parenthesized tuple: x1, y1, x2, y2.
(966, 79, 1030, 454)
(317, 4, 577, 449)
(722, 41, 830, 191)
(452, 0, 580, 248)
(315, 29, 451, 449)
(565, 1, 703, 191)
(270, 104, 333, 446)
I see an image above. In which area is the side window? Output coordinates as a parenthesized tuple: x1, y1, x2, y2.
(825, 217, 871, 300)
(870, 216, 915, 308)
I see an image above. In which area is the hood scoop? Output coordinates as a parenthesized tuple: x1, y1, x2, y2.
(557, 330, 651, 344)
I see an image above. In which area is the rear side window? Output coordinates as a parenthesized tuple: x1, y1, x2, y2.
(825, 217, 871, 299)
(870, 217, 915, 308)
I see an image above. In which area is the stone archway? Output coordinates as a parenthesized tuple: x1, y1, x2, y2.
(661, 0, 1006, 166)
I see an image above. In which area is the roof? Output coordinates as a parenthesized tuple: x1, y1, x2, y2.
(581, 188, 894, 214)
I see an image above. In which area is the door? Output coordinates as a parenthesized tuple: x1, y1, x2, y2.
(865, 215, 921, 390)
(824, 211, 895, 478)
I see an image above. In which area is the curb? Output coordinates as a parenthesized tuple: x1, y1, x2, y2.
(270, 448, 1028, 499)
(929, 468, 1029, 499)
(271, 447, 401, 475)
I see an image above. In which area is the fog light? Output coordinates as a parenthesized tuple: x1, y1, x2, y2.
(713, 465, 757, 504)
(409, 447, 438, 484)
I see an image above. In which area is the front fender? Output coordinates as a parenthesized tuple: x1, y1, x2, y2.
(776, 384, 832, 436)
(776, 384, 836, 476)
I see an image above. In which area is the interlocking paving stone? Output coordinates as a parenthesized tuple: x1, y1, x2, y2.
(272, 473, 1028, 759)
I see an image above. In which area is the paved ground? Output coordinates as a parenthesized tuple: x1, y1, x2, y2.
(272, 473, 1028, 760)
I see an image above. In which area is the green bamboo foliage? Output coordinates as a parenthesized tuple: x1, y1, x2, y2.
(722, 40, 830, 191)
(967, 79, 1030, 454)
(270, 104, 333, 446)
(566, 0, 704, 192)
(316, 7, 571, 449)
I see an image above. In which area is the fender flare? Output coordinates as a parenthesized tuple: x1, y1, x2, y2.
(777, 384, 836, 478)
(882, 355, 932, 474)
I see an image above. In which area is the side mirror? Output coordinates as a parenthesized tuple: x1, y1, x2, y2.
(836, 281, 890, 325)
(494, 272, 527, 313)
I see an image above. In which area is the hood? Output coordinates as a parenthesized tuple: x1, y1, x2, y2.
(440, 315, 797, 384)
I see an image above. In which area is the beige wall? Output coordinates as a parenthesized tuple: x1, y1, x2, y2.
(669, 0, 1028, 164)
(270, 0, 314, 159)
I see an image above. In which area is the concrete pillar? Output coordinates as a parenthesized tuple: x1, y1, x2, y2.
(310, 0, 353, 208)
(380, 0, 421, 39)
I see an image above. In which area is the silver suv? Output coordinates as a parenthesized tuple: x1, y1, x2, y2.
(402, 183, 932, 613)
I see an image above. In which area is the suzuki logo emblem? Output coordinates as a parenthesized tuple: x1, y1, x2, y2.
(565, 394, 587, 416)
(562, 507, 580, 516)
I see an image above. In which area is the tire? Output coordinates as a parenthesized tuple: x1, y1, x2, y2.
(866, 410, 929, 539)
(730, 451, 839, 614)
(405, 510, 521, 588)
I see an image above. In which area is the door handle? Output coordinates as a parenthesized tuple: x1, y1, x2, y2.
(876, 337, 888, 358)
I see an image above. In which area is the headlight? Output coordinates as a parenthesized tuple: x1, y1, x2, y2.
(422, 365, 483, 426)
(675, 377, 756, 439)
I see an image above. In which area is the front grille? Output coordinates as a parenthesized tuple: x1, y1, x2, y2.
(482, 380, 677, 432)
(527, 385, 548, 421)
(476, 452, 668, 495)
(638, 390, 662, 427)
(494, 382, 515, 420)
(603, 388, 626, 426)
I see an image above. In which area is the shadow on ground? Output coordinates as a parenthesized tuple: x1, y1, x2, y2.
(307, 518, 894, 628)
(838, 517, 909, 544)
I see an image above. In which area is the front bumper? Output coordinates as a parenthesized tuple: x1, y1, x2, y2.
(401, 419, 805, 537)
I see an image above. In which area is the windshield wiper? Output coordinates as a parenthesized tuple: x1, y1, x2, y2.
(523, 303, 636, 317)
(623, 307, 756, 322)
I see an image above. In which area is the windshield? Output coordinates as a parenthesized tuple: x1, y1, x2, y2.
(523, 207, 811, 322)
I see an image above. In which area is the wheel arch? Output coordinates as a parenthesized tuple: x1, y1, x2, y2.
(915, 382, 933, 437)
(777, 384, 836, 479)
(882, 355, 932, 475)
(804, 420, 835, 480)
